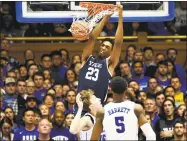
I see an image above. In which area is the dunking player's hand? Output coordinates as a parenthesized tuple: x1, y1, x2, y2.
(117, 5, 123, 16)
(76, 93, 83, 110)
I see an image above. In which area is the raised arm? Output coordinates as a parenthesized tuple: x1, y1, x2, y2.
(90, 107, 104, 140)
(108, 5, 123, 73)
(81, 13, 113, 63)
(134, 104, 156, 140)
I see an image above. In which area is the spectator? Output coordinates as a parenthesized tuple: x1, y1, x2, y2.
(16, 78, 27, 99)
(176, 104, 186, 117)
(24, 49, 35, 63)
(74, 62, 82, 80)
(171, 77, 185, 106)
(62, 84, 70, 97)
(53, 84, 64, 101)
(39, 104, 50, 120)
(33, 71, 46, 102)
(18, 64, 28, 80)
(143, 47, 155, 67)
(34, 109, 42, 126)
(102, 22, 116, 36)
(59, 48, 70, 68)
(124, 22, 146, 36)
(0, 117, 14, 141)
(65, 69, 77, 90)
(25, 59, 36, 68)
(156, 60, 170, 88)
(164, 86, 175, 98)
(137, 91, 147, 103)
(13, 108, 39, 140)
(64, 90, 76, 110)
(26, 80, 36, 97)
(167, 59, 178, 79)
(119, 60, 132, 82)
(50, 51, 67, 84)
(43, 69, 51, 80)
(0, 38, 10, 50)
(3, 77, 25, 115)
(131, 61, 149, 90)
(40, 54, 52, 70)
(128, 80, 140, 96)
(46, 88, 56, 96)
(173, 121, 186, 141)
(124, 45, 136, 66)
(51, 110, 77, 140)
(133, 49, 144, 62)
(54, 101, 66, 113)
(71, 54, 81, 69)
(43, 79, 52, 90)
(155, 92, 165, 113)
(43, 94, 55, 114)
(146, 77, 158, 95)
(35, 118, 54, 141)
(64, 112, 74, 129)
(27, 64, 39, 80)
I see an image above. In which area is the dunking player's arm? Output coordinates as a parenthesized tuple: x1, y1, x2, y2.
(108, 5, 123, 75)
(90, 104, 156, 140)
(81, 12, 113, 66)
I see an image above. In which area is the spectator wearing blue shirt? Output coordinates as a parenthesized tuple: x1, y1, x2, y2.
(13, 108, 39, 141)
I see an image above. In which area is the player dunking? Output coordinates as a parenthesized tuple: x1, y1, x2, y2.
(78, 5, 123, 104)
(70, 89, 102, 140)
(91, 76, 156, 140)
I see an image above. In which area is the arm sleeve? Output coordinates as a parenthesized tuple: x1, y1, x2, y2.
(140, 123, 156, 141)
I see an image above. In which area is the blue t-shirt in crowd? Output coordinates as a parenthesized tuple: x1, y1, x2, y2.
(132, 76, 149, 91)
(50, 127, 77, 141)
(157, 78, 170, 88)
(51, 66, 67, 84)
(13, 126, 39, 141)
(34, 88, 47, 102)
(175, 64, 185, 81)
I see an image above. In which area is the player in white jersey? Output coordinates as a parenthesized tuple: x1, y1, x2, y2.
(91, 76, 156, 140)
(70, 89, 102, 140)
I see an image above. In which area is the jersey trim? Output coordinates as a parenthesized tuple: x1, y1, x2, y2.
(106, 57, 113, 77)
(80, 55, 93, 69)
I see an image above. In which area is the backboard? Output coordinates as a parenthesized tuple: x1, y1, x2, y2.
(16, 1, 174, 23)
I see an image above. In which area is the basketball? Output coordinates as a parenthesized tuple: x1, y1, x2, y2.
(71, 21, 90, 41)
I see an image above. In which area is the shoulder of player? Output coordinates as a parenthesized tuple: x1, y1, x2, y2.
(96, 107, 104, 119)
(134, 103, 144, 117)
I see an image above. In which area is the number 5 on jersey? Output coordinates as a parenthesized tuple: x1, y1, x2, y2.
(115, 116, 125, 133)
(85, 67, 99, 81)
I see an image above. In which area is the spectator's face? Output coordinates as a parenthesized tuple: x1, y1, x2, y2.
(27, 99, 37, 108)
(156, 94, 165, 107)
(171, 78, 181, 91)
(144, 50, 153, 61)
(34, 75, 44, 89)
(5, 108, 14, 120)
(167, 49, 177, 62)
(129, 81, 140, 92)
(165, 87, 175, 97)
(54, 85, 63, 97)
(43, 70, 51, 80)
(38, 119, 52, 134)
(133, 62, 143, 76)
(26, 81, 36, 95)
(28, 65, 39, 76)
(19, 66, 27, 77)
(73, 55, 81, 64)
(120, 63, 130, 76)
(65, 114, 74, 127)
(174, 123, 185, 137)
(144, 99, 156, 113)
(138, 92, 147, 102)
(158, 65, 167, 76)
(7, 72, 17, 81)
(167, 62, 174, 73)
(43, 79, 52, 90)
(156, 54, 165, 64)
(0, 50, 9, 59)
(62, 85, 70, 96)
(44, 96, 54, 108)
(47, 89, 56, 95)
(66, 91, 76, 104)
(54, 112, 65, 126)
(134, 52, 143, 61)
(60, 50, 68, 62)
(55, 102, 66, 112)
(35, 113, 41, 125)
(99, 41, 112, 58)
(154, 86, 163, 94)
(74, 63, 81, 76)
(2, 122, 12, 136)
(40, 105, 49, 116)
(17, 81, 26, 95)
(163, 101, 174, 116)
(52, 55, 62, 67)
(127, 47, 135, 58)
(5, 83, 16, 95)
(1, 40, 9, 49)
(148, 78, 158, 90)
(41, 57, 52, 69)
(177, 105, 186, 117)
(25, 50, 34, 60)
(24, 111, 35, 124)
(67, 70, 75, 83)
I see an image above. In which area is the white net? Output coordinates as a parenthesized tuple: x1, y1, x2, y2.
(69, 2, 118, 37)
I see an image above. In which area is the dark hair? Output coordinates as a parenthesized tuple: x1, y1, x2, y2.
(65, 68, 76, 84)
(166, 59, 178, 78)
(147, 77, 157, 87)
(132, 60, 144, 68)
(166, 48, 178, 55)
(65, 90, 76, 97)
(32, 71, 44, 81)
(50, 50, 62, 58)
(157, 60, 168, 67)
(103, 38, 114, 48)
(143, 46, 154, 53)
(161, 99, 175, 117)
(156, 53, 166, 58)
(59, 48, 70, 61)
(34, 108, 42, 118)
(170, 77, 181, 84)
(16, 78, 26, 85)
(164, 86, 175, 95)
(173, 120, 185, 128)
(119, 60, 130, 67)
(41, 54, 51, 62)
(125, 45, 136, 60)
(43, 94, 55, 103)
(155, 91, 165, 99)
(128, 80, 139, 85)
(110, 76, 128, 94)
(0, 117, 13, 140)
(46, 88, 56, 94)
(23, 108, 35, 117)
(25, 59, 36, 67)
(27, 63, 38, 72)
(4, 106, 16, 122)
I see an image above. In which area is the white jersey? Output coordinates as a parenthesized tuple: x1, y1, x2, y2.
(103, 100, 139, 140)
(80, 113, 95, 141)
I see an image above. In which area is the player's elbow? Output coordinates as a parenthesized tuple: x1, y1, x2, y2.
(69, 126, 79, 134)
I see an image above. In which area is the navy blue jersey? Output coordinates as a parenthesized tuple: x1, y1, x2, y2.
(78, 56, 112, 103)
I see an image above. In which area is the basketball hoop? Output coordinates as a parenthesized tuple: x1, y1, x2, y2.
(69, 2, 118, 41)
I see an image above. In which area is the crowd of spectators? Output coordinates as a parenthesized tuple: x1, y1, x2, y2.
(0, 1, 187, 141)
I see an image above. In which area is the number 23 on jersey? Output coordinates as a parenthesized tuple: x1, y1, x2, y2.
(85, 67, 99, 81)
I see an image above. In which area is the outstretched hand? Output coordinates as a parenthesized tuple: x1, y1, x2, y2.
(117, 5, 123, 16)
(76, 93, 83, 109)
